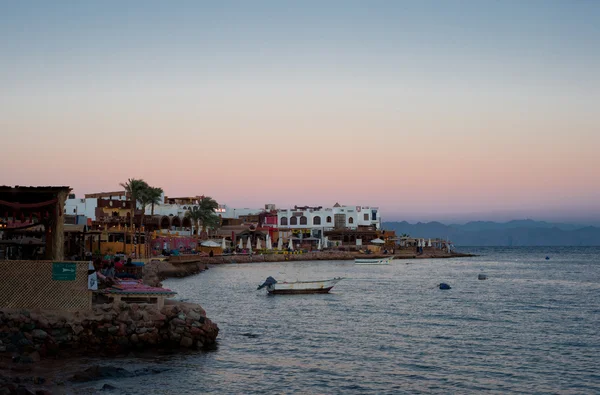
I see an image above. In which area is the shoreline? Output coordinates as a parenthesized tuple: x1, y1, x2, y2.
(0, 300, 218, 394)
(152, 250, 476, 282)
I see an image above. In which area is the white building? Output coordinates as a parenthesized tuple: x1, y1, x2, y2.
(276, 204, 381, 231)
(65, 191, 128, 221)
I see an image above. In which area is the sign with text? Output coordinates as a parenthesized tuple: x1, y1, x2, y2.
(52, 262, 77, 281)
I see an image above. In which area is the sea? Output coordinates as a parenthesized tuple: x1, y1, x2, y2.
(67, 247, 600, 394)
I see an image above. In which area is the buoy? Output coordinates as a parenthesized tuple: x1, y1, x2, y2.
(545, 256, 550, 260)
(439, 283, 451, 290)
(478, 274, 488, 280)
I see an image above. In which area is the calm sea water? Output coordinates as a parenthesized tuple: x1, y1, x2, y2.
(71, 247, 600, 394)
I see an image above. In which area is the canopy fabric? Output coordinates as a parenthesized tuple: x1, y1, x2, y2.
(246, 238, 252, 251)
(266, 234, 272, 250)
(288, 239, 294, 251)
(277, 237, 283, 250)
(201, 240, 220, 247)
(256, 238, 262, 250)
(317, 240, 322, 250)
(238, 238, 243, 249)
(221, 238, 227, 250)
(370, 238, 385, 244)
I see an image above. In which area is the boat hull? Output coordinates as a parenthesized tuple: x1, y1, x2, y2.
(355, 257, 393, 265)
(266, 278, 342, 294)
(268, 287, 334, 295)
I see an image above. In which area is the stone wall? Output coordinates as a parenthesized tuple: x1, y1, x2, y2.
(0, 300, 218, 362)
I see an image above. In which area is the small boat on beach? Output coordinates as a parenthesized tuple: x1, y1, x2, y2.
(257, 276, 343, 294)
(355, 257, 393, 265)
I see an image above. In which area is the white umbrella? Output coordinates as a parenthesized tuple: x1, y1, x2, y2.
(428, 238, 432, 247)
(256, 238, 262, 250)
(238, 238, 243, 249)
(221, 238, 227, 250)
(371, 238, 385, 244)
(418, 239, 422, 247)
(201, 240, 220, 247)
(246, 238, 252, 251)
(324, 236, 328, 249)
(288, 239, 294, 251)
(277, 237, 283, 250)
(266, 234, 272, 250)
(317, 239, 322, 250)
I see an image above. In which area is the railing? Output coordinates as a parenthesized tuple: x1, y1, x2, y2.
(0, 261, 91, 311)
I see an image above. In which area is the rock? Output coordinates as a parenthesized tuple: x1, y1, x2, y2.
(35, 390, 52, 395)
(31, 330, 48, 340)
(180, 337, 193, 348)
(19, 355, 34, 364)
(70, 365, 135, 383)
(0, 346, 6, 352)
(130, 334, 138, 344)
(29, 351, 41, 362)
(73, 325, 84, 335)
(101, 383, 117, 391)
(15, 386, 35, 395)
(107, 326, 119, 335)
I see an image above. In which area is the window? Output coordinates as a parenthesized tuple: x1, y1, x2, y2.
(364, 214, 369, 221)
(300, 216, 307, 225)
(349, 217, 354, 224)
(327, 216, 332, 223)
(280, 217, 288, 226)
(290, 216, 298, 225)
(313, 216, 321, 225)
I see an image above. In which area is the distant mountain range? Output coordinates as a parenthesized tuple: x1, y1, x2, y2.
(382, 220, 600, 246)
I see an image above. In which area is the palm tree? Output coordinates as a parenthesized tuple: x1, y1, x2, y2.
(185, 196, 220, 236)
(119, 178, 149, 229)
(147, 187, 164, 216)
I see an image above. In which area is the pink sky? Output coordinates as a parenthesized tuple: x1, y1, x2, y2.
(2, 1, 599, 223)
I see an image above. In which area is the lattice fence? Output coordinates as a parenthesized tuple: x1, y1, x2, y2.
(0, 260, 91, 311)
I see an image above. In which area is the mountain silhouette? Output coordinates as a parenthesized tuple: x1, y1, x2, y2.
(383, 220, 600, 246)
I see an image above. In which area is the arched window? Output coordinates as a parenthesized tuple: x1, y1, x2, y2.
(300, 216, 307, 225)
(280, 217, 288, 226)
(326, 216, 332, 223)
(290, 216, 298, 225)
(313, 216, 321, 225)
(349, 217, 354, 224)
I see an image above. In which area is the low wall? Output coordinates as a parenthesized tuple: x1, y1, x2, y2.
(0, 261, 91, 312)
(0, 300, 219, 361)
(164, 249, 471, 265)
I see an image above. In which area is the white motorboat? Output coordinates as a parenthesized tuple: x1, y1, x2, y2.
(257, 277, 343, 294)
(354, 256, 393, 265)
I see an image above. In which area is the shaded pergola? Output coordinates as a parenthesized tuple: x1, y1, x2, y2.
(0, 186, 71, 260)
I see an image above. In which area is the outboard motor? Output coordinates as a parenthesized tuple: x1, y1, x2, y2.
(257, 276, 278, 290)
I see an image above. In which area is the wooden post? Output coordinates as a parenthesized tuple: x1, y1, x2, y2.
(50, 190, 68, 261)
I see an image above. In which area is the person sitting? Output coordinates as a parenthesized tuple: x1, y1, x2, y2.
(105, 262, 116, 278)
(125, 257, 135, 267)
(114, 257, 124, 270)
(209, 250, 214, 257)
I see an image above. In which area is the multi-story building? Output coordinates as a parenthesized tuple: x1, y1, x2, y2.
(276, 204, 380, 230)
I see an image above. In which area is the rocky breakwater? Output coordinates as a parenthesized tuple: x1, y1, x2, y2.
(144, 258, 208, 287)
(0, 301, 218, 365)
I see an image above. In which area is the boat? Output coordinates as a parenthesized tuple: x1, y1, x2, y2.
(257, 276, 343, 295)
(354, 256, 393, 265)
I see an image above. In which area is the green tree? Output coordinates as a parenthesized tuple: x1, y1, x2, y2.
(185, 196, 220, 236)
(146, 187, 164, 216)
(119, 178, 149, 229)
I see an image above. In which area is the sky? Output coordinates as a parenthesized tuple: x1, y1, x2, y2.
(1, 1, 599, 224)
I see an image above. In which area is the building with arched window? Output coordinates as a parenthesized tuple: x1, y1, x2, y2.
(274, 204, 381, 238)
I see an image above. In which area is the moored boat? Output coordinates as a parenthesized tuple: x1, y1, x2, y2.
(355, 256, 393, 265)
(257, 276, 343, 294)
